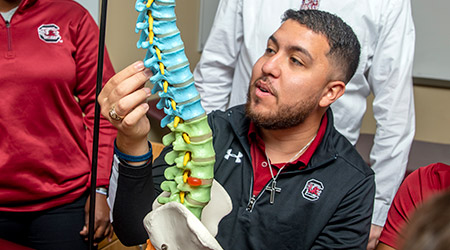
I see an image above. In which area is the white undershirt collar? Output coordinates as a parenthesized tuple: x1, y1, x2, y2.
(1, 6, 19, 23)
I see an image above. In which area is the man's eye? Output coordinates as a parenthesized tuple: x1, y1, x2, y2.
(291, 57, 303, 66)
(265, 48, 276, 54)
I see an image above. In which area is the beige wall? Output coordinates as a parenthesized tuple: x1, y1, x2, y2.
(360, 86, 450, 144)
(105, 1, 144, 72)
(413, 86, 450, 144)
(105, 0, 201, 72)
(105, 1, 450, 145)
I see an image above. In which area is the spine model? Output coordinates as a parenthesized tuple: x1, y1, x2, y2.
(135, 0, 215, 219)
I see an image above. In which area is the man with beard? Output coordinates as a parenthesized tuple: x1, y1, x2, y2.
(99, 9, 375, 249)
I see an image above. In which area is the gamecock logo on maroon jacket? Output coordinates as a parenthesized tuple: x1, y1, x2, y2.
(302, 179, 324, 201)
(38, 24, 62, 43)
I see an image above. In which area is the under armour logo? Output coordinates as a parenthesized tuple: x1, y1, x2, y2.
(224, 149, 243, 163)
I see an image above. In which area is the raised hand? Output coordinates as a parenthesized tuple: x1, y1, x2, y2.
(98, 61, 153, 155)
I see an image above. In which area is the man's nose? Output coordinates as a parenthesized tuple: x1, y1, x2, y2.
(261, 53, 282, 78)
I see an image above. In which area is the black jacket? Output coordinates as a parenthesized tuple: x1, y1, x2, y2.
(111, 105, 375, 249)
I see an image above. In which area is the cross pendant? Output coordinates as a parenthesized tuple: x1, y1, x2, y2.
(265, 180, 282, 204)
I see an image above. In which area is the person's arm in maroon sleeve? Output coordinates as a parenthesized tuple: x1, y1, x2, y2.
(71, 10, 117, 245)
(376, 169, 426, 249)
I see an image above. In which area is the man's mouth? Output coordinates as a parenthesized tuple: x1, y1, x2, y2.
(255, 78, 274, 96)
(258, 85, 270, 93)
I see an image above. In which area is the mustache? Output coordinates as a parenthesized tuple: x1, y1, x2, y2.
(253, 76, 277, 96)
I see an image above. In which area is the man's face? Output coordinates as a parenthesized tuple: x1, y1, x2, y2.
(246, 20, 333, 130)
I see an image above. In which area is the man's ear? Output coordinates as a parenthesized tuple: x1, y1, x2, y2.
(318, 80, 345, 108)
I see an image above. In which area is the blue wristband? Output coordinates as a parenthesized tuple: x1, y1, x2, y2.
(114, 139, 152, 162)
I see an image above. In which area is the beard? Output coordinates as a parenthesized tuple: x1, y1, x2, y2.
(245, 80, 319, 130)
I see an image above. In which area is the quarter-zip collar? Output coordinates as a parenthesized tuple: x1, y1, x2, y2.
(227, 105, 338, 173)
(17, 0, 38, 13)
(0, 0, 38, 26)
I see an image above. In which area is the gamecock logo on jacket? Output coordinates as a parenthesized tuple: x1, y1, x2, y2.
(302, 179, 324, 201)
(38, 24, 62, 43)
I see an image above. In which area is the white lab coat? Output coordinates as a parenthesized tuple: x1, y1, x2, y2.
(193, 0, 416, 226)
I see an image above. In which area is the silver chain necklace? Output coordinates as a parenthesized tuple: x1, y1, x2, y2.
(264, 134, 317, 204)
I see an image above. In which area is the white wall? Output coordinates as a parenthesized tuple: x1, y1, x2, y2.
(411, 0, 450, 81)
(74, 0, 99, 24)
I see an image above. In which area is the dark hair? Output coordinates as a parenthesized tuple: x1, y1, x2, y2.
(282, 9, 360, 84)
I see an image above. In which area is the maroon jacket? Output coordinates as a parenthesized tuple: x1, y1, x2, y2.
(0, 0, 116, 212)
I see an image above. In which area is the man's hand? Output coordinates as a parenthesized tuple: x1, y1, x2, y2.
(367, 224, 383, 250)
(98, 61, 153, 155)
(80, 193, 114, 245)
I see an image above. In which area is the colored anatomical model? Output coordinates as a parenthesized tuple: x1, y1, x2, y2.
(135, 0, 215, 219)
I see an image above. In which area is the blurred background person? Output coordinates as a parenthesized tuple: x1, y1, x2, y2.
(400, 189, 450, 250)
(376, 162, 450, 250)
